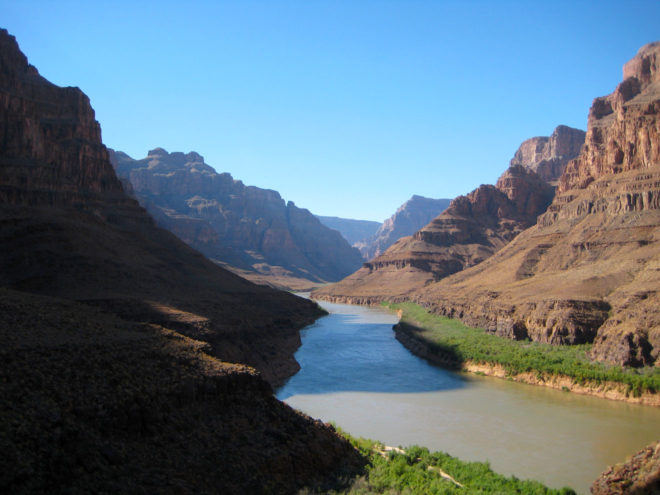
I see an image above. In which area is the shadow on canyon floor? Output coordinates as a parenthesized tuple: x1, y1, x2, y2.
(276, 313, 470, 400)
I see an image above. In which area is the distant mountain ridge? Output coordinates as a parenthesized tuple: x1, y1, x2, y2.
(355, 195, 452, 260)
(314, 125, 584, 303)
(315, 215, 381, 245)
(111, 148, 364, 286)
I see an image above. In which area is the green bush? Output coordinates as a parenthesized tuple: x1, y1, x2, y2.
(332, 429, 576, 494)
(386, 302, 660, 394)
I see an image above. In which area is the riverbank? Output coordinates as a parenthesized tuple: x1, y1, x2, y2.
(391, 302, 660, 406)
(334, 429, 576, 494)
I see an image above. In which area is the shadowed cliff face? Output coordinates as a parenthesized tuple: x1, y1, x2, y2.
(354, 195, 451, 260)
(0, 30, 137, 217)
(411, 42, 660, 366)
(313, 126, 582, 304)
(0, 27, 328, 385)
(111, 148, 364, 286)
(0, 28, 364, 492)
(0, 288, 363, 494)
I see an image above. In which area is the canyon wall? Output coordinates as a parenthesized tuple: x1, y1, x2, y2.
(314, 125, 583, 304)
(0, 28, 361, 492)
(510, 125, 586, 184)
(354, 195, 451, 260)
(112, 149, 364, 285)
(413, 42, 660, 366)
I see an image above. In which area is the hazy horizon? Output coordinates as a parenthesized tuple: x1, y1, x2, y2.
(2, 0, 659, 222)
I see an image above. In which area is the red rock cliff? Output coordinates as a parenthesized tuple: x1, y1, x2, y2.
(413, 42, 660, 366)
(510, 125, 586, 184)
(313, 127, 581, 304)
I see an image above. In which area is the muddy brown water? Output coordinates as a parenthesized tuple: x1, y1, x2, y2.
(276, 299, 660, 494)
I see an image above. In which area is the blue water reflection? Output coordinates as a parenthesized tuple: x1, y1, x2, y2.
(276, 301, 469, 400)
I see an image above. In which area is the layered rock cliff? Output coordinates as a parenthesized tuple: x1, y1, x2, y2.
(313, 126, 583, 304)
(411, 42, 660, 366)
(510, 125, 586, 184)
(111, 149, 364, 286)
(0, 28, 362, 492)
(354, 195, 451, 260)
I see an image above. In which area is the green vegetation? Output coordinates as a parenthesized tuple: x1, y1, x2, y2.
(386, 302, 660, 395)
(321, 429, 575, 494)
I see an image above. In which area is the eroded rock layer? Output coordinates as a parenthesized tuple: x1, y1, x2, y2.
(111, 148, 363, 285)
(413, 41, 660, 366)
(354, 195, 451, 260)
(510, 125, 586, 184)
(313, 125, 584, 304)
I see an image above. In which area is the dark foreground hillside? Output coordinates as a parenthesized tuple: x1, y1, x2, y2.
(0, 288, 362, 494)
(0, 27, 363, 493)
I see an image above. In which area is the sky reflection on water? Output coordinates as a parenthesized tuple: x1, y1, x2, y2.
(276, 299, 660, 494)
(276, 301, 469, 400)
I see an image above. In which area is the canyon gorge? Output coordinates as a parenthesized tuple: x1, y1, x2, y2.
(2, 20, 659, 494)
(0, 28, 362, 493)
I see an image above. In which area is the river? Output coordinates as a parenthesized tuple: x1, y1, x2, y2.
(276, 299, 660, 494)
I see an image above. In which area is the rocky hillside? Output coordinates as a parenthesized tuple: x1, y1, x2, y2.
(510, 125, 585, 184)
(314, 126, 583, 304)
(355, 195, 451, 260)
(591, 440, 660, 495)
(0, 28, 363, 492)
(316, 215, 381, 246)
(410, 42, 660, 367)
(111, 149, 363, 287)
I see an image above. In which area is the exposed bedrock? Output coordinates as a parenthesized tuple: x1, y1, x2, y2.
(111, 148, 364, 284)
(314, 127, 582, 303)
(412, 42, 660, 366)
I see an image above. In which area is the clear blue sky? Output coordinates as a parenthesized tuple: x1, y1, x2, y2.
(2, 1, 659, 221)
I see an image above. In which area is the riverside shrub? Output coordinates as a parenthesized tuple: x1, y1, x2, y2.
(331, 430, 576, 494)
(387, 302, 660, 394)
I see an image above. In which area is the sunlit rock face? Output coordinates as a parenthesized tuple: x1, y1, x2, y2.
(591, 440, 660, 495)
(411, 42, 660, 366)
(510, 125, 586, 184)
(314, 127, 580, 305)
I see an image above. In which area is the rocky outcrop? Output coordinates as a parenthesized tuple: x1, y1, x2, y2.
(411, 42, 660, 366)
(313, 137, 567, 303)
(510, 125, 586, 184)
(591, 441, 660, 494)
(0, 30, 138, 218)
(111, 149, 364, 285)
(0, 28, 362, 492)
(560, 41, 660, 193)
(355, 195, 451, 260)
(316, 215, 381, 246)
